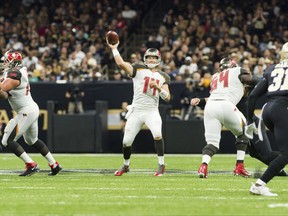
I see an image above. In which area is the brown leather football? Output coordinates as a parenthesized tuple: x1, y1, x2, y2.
(106, 31, 119, 45)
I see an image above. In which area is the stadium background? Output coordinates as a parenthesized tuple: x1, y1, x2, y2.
(0, 0, 286, 153)
(0, 82, 269, 154)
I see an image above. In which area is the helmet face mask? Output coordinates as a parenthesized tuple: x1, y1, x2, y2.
(143, 48, 161, 68)
(219, 57, 238, 71)
(2, 50, 22, 69)
(280, 42, 288, 61)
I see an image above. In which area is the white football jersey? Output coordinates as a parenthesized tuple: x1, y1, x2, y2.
(4, 66, 38, 113)
(131, 64, 170, 109)
(208, 67, 244, 105)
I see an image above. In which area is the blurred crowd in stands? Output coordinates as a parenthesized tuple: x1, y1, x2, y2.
(0, 0, 287, 85)
(143, 0, 287, 84)
(0, 0, 147, 82)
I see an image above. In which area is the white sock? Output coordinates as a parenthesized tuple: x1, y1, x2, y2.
(202, 155, 211, 165)
(158, 156, 164, 165)
(124, 159, 130, 166)
(236, 150, 245, 161)
(45, 152, 56, 165)
(256, 179, 266, 186)
(19, 152, 34, 163)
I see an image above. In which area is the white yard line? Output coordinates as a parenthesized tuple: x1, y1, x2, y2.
(268, 203, 288, 208)
(0, 153, 238, 157)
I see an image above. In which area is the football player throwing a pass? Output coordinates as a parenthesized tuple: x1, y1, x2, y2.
(106, 37, 171, 176)
(0, 50, 62, 176)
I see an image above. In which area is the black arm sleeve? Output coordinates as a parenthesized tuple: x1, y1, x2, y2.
(198, 98, 206, 107)
(239, 68, 260, 86)
(247, 79, 268, 123)
(250, 75, 261, 86)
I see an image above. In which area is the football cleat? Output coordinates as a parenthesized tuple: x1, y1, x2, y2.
(19, 162, 39, 176)
(48, 161, 62, 176)
(114, 165, 130, 176)
(198, 163, 208, 178)
(250, 184, 278, 196)
(234, 163, 252, 177)
(154, 164, 165, 176)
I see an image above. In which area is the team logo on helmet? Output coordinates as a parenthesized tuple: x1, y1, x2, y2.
(1, 50, 22, 69)
(219, 57, 238, 71)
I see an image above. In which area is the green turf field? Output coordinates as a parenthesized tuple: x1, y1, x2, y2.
(0, 154, 287, 216)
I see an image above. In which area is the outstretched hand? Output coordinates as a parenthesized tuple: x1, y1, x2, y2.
(106, 38, 119, 49)
(191, 98, 200, 106)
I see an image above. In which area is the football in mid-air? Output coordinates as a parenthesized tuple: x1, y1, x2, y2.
(106, 31, 119, 45)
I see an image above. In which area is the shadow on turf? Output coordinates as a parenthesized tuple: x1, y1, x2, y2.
(0, 169, 237, 175)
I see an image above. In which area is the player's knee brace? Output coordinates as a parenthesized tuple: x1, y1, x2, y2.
(235, 134, 249, 151)
(202, 144, 218, 157)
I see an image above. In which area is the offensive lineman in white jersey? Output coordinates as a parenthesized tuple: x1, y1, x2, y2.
(106, 38, 171, 176)
(0, 50, 62, 176)
(191, 57, 259, 178)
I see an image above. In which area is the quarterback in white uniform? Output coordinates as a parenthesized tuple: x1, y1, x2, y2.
(107, 38, 171, 176)
(191, 57, 259, 178)
(0, 50, 62, 176)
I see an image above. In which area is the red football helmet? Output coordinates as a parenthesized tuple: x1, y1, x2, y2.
(219, 57, 238, 71)
(1, 50, 22, 68)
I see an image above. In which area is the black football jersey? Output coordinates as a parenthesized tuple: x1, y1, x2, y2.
(264, 61, 288, 98)
(247, 61, 288, 123)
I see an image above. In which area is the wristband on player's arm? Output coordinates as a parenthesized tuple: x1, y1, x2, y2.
(198, 98, 206, 107)
(112, 49, 120, 57)
(159, 89, 169, 100)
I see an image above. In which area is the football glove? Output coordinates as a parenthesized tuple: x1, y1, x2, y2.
(244, 122, 258, 139)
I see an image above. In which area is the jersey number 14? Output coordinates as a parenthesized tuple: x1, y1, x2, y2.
(143, 76, 160, 95)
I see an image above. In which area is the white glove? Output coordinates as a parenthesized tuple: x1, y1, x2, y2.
(257, 118, 264, 141)
(244, 122, 258, 139)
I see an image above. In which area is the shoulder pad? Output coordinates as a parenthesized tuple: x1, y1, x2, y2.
(240, 68, 250, 75)
(7, 68, 22, 80)
(159, 71, 171, 85)
(132, 63, 147, 70)
(131, 63, 147, 77)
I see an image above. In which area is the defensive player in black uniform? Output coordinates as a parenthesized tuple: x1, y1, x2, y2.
(247, 42, 288, 196)
(238, 96, 287, 177)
